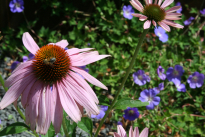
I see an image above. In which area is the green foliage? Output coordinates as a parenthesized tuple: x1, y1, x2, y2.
(77, 117, 93, 136)
(41, 124, 55, 137)
(62, 111, 77, 137)
(0, 122, 30, 136)
(1, 0, 205, 136)
(113, 98, 149, 109)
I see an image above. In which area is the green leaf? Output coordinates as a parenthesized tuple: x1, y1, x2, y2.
(113, 98, 149, 109)
(0, 122, 30, 136)
(41, 123, 55, 137)
(63, 111, 77, 137)
(77, 117, 93, 136)
(98, 95, 110, 106)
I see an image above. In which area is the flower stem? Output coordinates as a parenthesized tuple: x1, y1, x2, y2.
(17, 106, 25, 121)
(62, 115, 69, 137)
(94, 28, 149, 137)
(0, 74, 8, 92)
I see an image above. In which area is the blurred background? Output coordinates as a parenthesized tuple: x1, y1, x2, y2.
(0, 0, 205, 136)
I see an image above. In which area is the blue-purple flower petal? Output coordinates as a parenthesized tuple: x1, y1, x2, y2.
(157, 66, 166, 80)
(123, 107, 140, 121)
(187, 72, 204, 88)
(123, 5, 134, 20)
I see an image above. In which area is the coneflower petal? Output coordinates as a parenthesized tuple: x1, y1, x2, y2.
(152, 20, 157, 26)
(57, 81, 81, 122)
(144, 20, 151, 29)
(63, 76, 99, 115)
(133, 0, 144, 9)
(51, 84, 63, 133)
(71, 54, 110, 66)
(69, 71, 99, 104)
(166, 13, 182, 16)
(41, 85, 52, 134)
(132, 13, 143, 18)
(29, 81, 42, 131)
(134, 127, 140, 137)
(130, 1, 143, 12)
(139, 127, 149, 137)
(66, 48, 94, 56)
(162, 20, 184, 29)
(12, 60, 33, 74)
(5, 65, 33, 87)
(22, 32, 39, 55)
(165, 16, 181, 20)
(114, 133, 121, 137)
(71, 67, 108, 90)
(49, 40, 69, 49)
(161, 0, 174, 9)
(158, 0, 162, 6)
(139, 15, 148, 21)
(21, 78, 36, 108)
(36, 87, 47, 134)
(129, 126, 134, 137)
(0, 74, 35, 109)
(166, 6, 181, 13)
(158, 21, 171, 32)
(117, 125, 127, 137)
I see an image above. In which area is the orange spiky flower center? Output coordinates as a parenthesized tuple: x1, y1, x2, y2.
(32, 45, 70, 83)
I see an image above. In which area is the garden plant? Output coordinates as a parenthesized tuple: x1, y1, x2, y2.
(0, 0, 205, 136)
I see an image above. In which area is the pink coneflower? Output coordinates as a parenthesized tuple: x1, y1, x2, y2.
(114, 125, 149, 137)
(0, 32, 110, 134)
(130, 0, 184, 31)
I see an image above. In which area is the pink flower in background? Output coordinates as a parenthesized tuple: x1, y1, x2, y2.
(130, 0, 184, 31)
(0, 32, 110, 134)
(114, 125, 149, 137)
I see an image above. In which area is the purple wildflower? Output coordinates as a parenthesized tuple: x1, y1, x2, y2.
(123, 5, 134, 20)
(28, 53, 34, 59)
(172, 78, 186, 92)
(22, 56, 28, 62)
(11, 61, 20, 71)
(123, 107, 140, 121)
(184, 17, 194, 26)
(157, 66, 166, 80)
(154, 27, 168, 42)
(9, 0, 24, 13)
(187, 72, 204, 89)
(133, 70, 150, 86)
(153, 82, 164, 94)
(79, 66, 89, 73)
(87, 43, 91, 46)
(200, 9, 205, 15)
(166, 65, 184, 82)
(91, 105, 108, 119)
(139, 89, 160, 110)
(77, 65, 89, 79)
(175, 2, 182, 13)
(64, 47, 68, 50)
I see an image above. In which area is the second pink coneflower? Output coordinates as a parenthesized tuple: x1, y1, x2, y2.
(0, 32, 110, 134)
(130, 0, 184, 31)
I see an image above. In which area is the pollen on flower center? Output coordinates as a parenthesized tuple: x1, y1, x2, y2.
(192, 76, 198, 82)
(143, 4, 166, 22)
(129, 110, 134, 114)
(15, 3, 20, 7)
(173, 70, 179, 76)
(32, 44, 70, 83)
